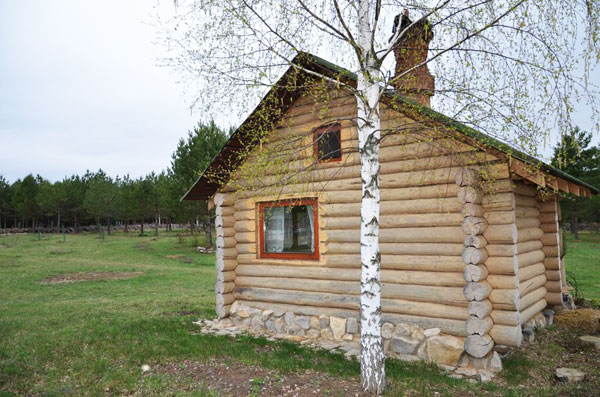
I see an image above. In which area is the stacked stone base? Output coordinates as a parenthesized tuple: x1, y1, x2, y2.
(195, 302, 506, 381)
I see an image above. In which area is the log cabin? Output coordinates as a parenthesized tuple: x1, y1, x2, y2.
(184, 14, 597, 369)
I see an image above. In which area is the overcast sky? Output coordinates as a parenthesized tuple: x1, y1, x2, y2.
(1, 1, 598, 184)
(0, 0, 206, 183)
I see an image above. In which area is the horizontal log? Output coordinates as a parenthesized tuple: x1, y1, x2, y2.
(540, 223, 558, 233)
(482, 192, 515, 211)
(484, 224, 517, 244)
(322, 197, 461, 217)
(488, 263, 545, 289)
(466, 316, 494, 336)
(223, 228, 235, 237)
(462, 217, 488, 235)
(322, 213, 463, 229)
(541, 234, 559, 246)
(485, 255, 517, 275)
(490, 310, 519, 326)
(222, 237, 236, 248)
(221, 206, 235, 217)
(539, 212, 557, 224)
(513, 182, 539, 197)
(468, 300, 493, 319)
(544, 257, 559, 270)
(484, 211, 514, 225)
(216, 304, 231, 320)
(458, 187, 483, 204)
(489, 288, 519, 310)
(234, 220, 256, 232)
(518, 250, 545, 268)
(234, 264, 465, 287)
(517, 227, 544, 243)
(321, 184, 459, 204)
(216, 281, 235, 294)
(545, 292, 563, 306)
(456, 167, 480, 187)
(216, 293, 235, 306)
(546, 280, 562, 292)
(514, 206, 540, 218)
(464, 281, 492, 301)
(234, 232, 254, 244)
(485, 243, 517, 257)
(233, 209, 255, 221)
(519, 274, 547, 297)
(223, 248, 238, 259)
(537, 200, 557, 213)
(216, 271, 236, 283)
(322, 227, 464, 244)
(464, 235, 488, 248)
(516, 217, 541, 229)
(323, 242, 464, 257)
(490, 324, 522, 347)
(232, 286, 468, 319)
(465, 334, 494, 358)
(517, 240, 544, 255)
(540, 242, 560, 257)
(520, 299, 547, 324)
(234, 278, 467, 307)
(464, 264, 489, 282)
(462, 203, 485, 218)
(514, 195, 538, 207)
(480, 178, 514, 194)
(236, 243, 256, 255)
(518, 287, 547, 311)
(545, 270, 560, 281)
(216, 257, 237, 272)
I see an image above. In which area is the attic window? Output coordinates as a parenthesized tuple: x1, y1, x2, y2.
(314, 124, 342, 162)
(258, 199, 319, 260)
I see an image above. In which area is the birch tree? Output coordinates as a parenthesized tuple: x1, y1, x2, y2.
(161, 0, 599, 393)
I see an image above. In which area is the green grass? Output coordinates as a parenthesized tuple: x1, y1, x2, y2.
(0, 231, 598, 395)
(563, 231, 600, 300)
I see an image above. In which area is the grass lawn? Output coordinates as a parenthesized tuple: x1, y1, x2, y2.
(0, 231, 598, 396)
(563, 231, 600, 301)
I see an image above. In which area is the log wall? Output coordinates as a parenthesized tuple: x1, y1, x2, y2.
(537, 193, 564, 306)
(216, 88, 519, 338)
(513, 181, 547, 325)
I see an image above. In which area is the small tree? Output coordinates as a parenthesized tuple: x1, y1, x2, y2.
(83, 172, 118, 234)
(12, 175, 40, 231)
(552, 127, 600, 238)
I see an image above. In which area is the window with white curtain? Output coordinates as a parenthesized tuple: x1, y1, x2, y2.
(259, 199, 318, 259)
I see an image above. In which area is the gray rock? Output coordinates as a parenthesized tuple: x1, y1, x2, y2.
(346, 317, 358, 334)
(284, 312, 295, 326)
(522, 326, 535, 342)
(261, 310, 274, 321)
(310, 316, 320, 330)
(287, 324, 303, 335)
(251, 316, 264, 331)
(542, 309, 554, 325)
(295, 315, 311, 330)
(319, 314, 330, 329)
(579, 335, 600, 349)
(320, 340, 340, 351)
(455, 367, 478, 377)
(479, 370, 494, 382)
(381, 322, 394, 339)
(556, 368, 585, 382)
(265, 319, 276, 333)
(395, 354, 420, 362)
(424, 328, 440, 338)
(392, 335, 420, 354)
(275, 317, 287, 334)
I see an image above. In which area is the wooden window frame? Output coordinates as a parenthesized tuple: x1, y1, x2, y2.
(258, 198, 319, 260)
(314, 123, 342, 163)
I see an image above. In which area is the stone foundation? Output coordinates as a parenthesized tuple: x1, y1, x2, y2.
(195, 302, 507, 381)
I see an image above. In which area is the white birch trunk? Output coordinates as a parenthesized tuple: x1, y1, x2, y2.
(357, 1, 386, 394)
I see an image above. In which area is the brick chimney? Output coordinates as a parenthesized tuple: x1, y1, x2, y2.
(392, 10, 435, 107)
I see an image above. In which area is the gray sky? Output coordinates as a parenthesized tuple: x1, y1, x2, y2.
(1, 1, 598, 184)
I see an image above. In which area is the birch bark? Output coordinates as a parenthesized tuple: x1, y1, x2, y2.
(356, 1, 385, 393)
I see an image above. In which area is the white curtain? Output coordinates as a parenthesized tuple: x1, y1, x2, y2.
(306, 205, 314, 252)
(283, 208, 293, 250)
(265, 207, 284, 253)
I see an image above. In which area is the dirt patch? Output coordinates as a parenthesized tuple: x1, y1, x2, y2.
(154, 359, 365, 396)
(135, 242, 152, 251)
(41, 271, 143, 284)
(165, 255, 195, 264)
(50, 248, 71, 254)
(555, 309, 600, 334)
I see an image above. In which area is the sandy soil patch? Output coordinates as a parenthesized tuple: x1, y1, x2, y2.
(41, 271, 143, 284)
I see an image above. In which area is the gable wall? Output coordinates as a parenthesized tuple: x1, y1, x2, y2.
(214, 88, 523, 341)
